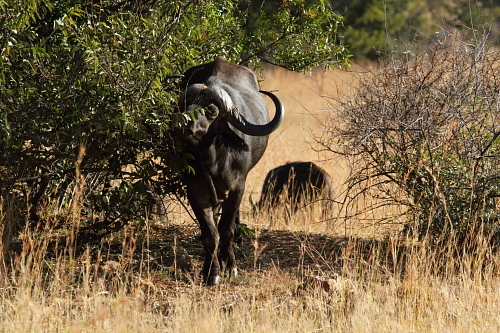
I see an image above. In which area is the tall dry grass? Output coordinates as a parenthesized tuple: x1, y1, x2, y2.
(1, 64, 500, 332)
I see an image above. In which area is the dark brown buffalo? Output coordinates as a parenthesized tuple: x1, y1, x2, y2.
(257, 161, 334, 214)
(174, 57, 284, 285)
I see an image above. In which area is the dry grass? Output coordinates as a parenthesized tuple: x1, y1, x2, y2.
(1, 64, 500, 332)
(245, 64, 366, 236)
(248, 63, 355, 202)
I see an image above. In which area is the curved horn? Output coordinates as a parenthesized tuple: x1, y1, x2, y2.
(256, 90, 285, 134)
(203, 86, 284, 136)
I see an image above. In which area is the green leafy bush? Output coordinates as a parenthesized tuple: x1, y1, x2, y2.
(0, 0, 348, 240)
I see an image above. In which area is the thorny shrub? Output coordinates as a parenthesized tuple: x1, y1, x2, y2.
(319, 34, 500, 248)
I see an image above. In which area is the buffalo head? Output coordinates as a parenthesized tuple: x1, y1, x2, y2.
(175, 80, 283, 146)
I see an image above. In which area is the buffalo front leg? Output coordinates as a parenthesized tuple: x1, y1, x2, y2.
(187, 190, 221, 285)
(200, 221, 220, 286)
(196, 207, 221, 286)
(217, 188, 244, 278)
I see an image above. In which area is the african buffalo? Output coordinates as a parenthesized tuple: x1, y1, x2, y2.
(174, 57, 284, 285)
(256, 161, 334, 214)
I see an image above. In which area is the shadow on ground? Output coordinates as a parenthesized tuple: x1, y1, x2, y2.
(124, 223, 406, 284)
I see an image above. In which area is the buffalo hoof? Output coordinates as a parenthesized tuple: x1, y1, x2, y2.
(205, 275, 220, 286)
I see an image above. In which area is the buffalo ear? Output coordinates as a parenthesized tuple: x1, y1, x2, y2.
(221, 128, 249, 151)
